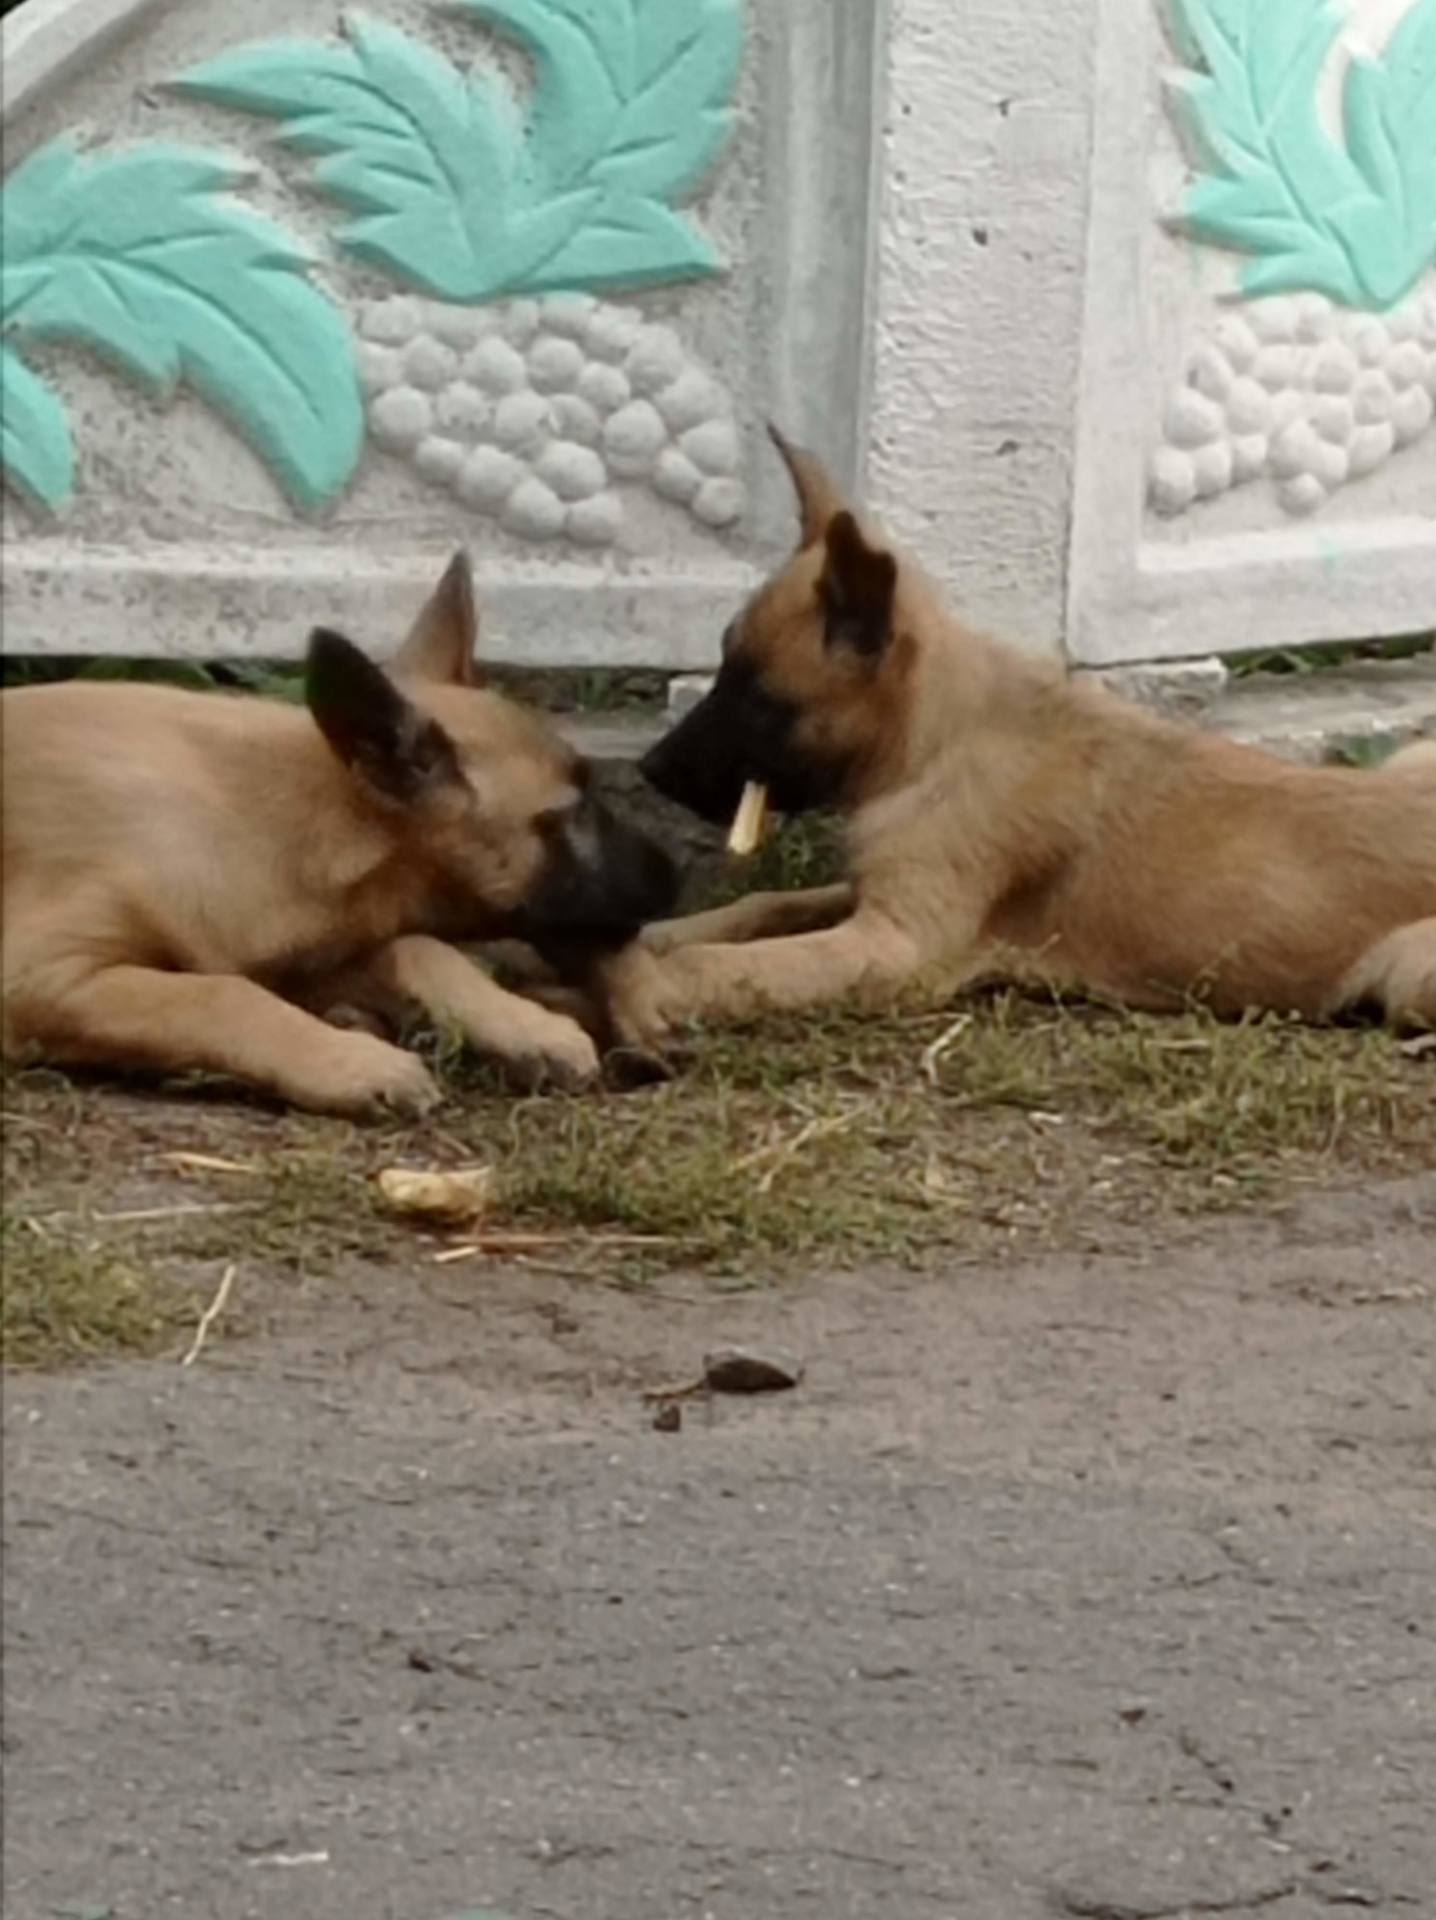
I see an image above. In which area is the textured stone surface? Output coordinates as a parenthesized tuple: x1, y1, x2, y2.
(867, 0, 1099, 656)
(649, 657, 1436, 768)
(1084, 657, 1231, 724)
(1214, 655, 1436, 764)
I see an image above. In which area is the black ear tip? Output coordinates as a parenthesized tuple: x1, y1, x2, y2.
(437, 549, 474, 596)
(826, 509, 868, 555)
(305, 625, 354, 671)
(305, 628, 376, 700)
(307, 624, 353, 655)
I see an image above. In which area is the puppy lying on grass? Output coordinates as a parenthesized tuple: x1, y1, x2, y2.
(1, 553, 677, 1115)
(603, 429, 1436, 1043)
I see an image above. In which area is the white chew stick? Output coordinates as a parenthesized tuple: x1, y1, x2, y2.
(728, 781, 770, 856)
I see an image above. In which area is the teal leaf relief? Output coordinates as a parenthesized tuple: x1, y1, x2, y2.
(1165, 0, 1436, 309)
(540, 196, 719, 290)
(1, 340, 74, 509)
(174, 0, 744, 302)
(1342, 2, 1436, 303)
(0, 137, 363, 512)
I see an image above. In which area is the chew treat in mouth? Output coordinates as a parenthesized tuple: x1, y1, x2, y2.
(728, 781, 770, 856)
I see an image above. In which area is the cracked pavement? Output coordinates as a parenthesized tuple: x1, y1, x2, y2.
(4, 1175, 1435, 1919)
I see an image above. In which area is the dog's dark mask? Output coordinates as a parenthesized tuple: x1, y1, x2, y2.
(640, 657, 844, 827)
(511, 789, 679, 950)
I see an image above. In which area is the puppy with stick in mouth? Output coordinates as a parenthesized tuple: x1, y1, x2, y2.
(1, 552, 677, 1115)
(602, 428, 1436, 1045)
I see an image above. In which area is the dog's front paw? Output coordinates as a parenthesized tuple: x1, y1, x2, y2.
(592, 944, 690, 1055)
(502, 1015, 601, 1094)
(302, 1034, 442, 1120)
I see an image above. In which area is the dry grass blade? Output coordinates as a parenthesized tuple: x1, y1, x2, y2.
(92, 1201, 256, 1224)
(161, 1151, 261, 1177)
(179, 1262, 237, 1367)
(435, 1230, 679, 1264)
(921, 1013, 973, 1085)
(742, 1113, 862, 1195)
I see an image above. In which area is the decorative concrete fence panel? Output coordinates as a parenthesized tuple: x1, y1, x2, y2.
(2, 0, 1433, 670)
(1069, 0, 1436, 665)
(1, 0, 881, 666)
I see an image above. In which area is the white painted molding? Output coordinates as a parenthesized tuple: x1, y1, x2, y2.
(1, 542, 762, 668)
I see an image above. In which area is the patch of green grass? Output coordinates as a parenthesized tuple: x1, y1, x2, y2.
(0, 656, 307, 700)
(1225, 633, 1433, 679)
(700, 810, 848, 904)
(0, 1209, 193, 1369)
(1326, 735, 1404, 770)
(487, 665, 667, 714)
(4, 982, 1432, 1370)
(475, 997, 1429, 1263)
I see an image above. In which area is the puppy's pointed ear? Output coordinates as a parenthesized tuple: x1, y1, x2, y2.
(768, 423, 846, 548)
(818, 512, 898, 658)
(394, 549, 478, 686)
(306, 628, 461, 804)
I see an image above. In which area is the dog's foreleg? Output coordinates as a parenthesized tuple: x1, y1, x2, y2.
(642, 883, 855, 955)
(15, 965, 439, 1117)
(602, 911, 926, 1047)
(360, 934, 600, 1089)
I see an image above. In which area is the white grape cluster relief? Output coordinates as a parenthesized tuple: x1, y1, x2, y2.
(1150, 294, 1436, 522)
(358, 292, 745, 547)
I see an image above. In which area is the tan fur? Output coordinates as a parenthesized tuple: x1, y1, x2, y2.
(605, 440, 1436, 1043)
(1, 555, 603, 1114)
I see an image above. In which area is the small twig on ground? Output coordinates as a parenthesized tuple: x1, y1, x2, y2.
(921, 1013, 973, 1085)
(434, 1231, 678, 1264)
(160, 1151, 262, 1177)
(180, 1262, 236, 1367)
(733, 1112, 859, 1193)
(93, 1201, 258, 1225)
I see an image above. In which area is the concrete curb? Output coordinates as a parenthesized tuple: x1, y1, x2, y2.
(568, 655, 1436, 769)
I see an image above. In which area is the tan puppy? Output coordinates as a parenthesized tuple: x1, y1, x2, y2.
(1, 554, 677, 1114)
(604, 430, 1436, 1041)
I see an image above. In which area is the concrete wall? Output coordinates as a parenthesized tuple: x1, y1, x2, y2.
(867, 0, 1098, 654)
(2, 0, 1433, 668)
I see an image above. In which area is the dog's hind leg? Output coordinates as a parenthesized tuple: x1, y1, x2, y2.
(14, 964, 440, 1116)
(1380, 739, 1436, 779)
(642, 883, 855, 955)
(1337, 918, 1436, 1029)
